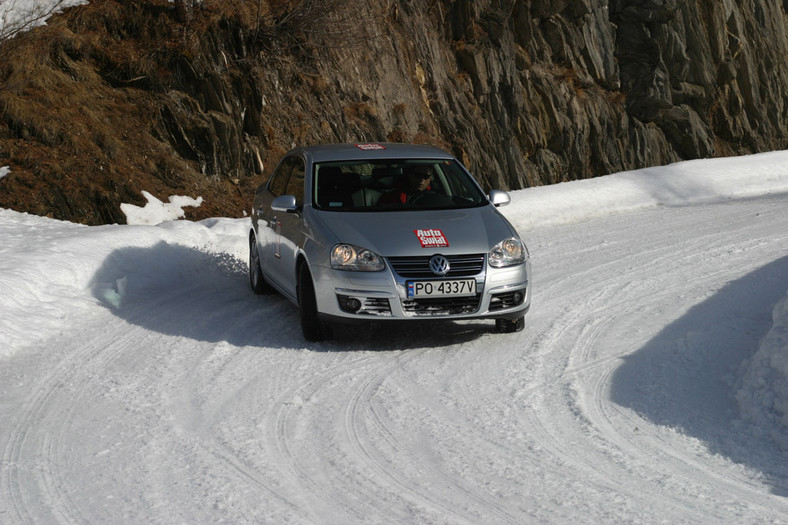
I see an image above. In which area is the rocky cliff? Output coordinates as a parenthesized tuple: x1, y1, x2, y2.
(1, 0, 786, 224)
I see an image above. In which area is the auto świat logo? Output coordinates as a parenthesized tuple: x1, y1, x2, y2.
(429, 255, 450, 276)
(414, 229, 449, 248)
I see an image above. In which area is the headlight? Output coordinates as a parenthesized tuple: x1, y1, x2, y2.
(331, 244, 385, 271)
(489, 237, 527, 268)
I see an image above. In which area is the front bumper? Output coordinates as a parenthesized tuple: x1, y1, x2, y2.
(312, 257, 531, 322)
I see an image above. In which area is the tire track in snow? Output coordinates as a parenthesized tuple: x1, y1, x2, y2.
(341, 349, 523, 524)
(510, 288, 683, 513)
(265, 352, 388, 522)
(159, 341, 311, 522)
(3, 359, 78, 523)
(342, 352, 474, 521)
(2, 316, 131, 524)
(513, 298, 719, 519)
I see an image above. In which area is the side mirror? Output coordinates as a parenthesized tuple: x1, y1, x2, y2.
(488, 189, 511, 207)
(271, 194, 298, 213)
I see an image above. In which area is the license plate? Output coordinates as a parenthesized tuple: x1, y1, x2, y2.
(407, 279, 477, 298)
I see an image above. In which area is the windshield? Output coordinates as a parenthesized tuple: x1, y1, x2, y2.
(312, 158, 488, 211)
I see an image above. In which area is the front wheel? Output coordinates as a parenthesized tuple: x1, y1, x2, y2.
(298, 264, 331, 342)
(496, 316, 525, 333)
(249, 235, 273, 295)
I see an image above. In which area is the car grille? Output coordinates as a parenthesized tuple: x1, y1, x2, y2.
(387, 254, 485, 278)
(401, 295, 481, 316)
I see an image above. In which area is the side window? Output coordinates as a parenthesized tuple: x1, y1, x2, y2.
(268, 157, 295, 197)
(284, 157, 305, 205)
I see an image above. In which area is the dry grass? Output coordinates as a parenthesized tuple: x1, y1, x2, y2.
(0, 0, 406, 224)
(0, 0, 257, 224)
(343, 101, 378, 121)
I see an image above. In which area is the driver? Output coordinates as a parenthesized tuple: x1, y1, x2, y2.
(408, 164, 433, 195)
(378, 165, 433, 204)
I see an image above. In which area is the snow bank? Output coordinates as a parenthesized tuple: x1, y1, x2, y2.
(735, 292, 788, 450)
(505, 150, 788, 229)
(0, 208, 245, 356)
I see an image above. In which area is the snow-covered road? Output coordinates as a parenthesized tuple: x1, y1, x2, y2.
(2, 153, 788, 523)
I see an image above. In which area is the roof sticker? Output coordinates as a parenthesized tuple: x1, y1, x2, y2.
(355, 143, 386, 150)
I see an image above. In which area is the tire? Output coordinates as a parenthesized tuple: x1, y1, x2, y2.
(249, 234, 273, 295)
(496, 316, 525, 333)
(298, 264, 331, 342)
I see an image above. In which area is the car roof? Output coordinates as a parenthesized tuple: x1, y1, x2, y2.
(291, 143, 455, 163)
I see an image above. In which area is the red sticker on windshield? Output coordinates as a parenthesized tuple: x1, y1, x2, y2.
(415, 229, 449, 248)
(355, 143, 386, 150)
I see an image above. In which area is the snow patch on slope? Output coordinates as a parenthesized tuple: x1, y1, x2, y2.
(120, 190, 203, 225)
(0, 0, 87, 37)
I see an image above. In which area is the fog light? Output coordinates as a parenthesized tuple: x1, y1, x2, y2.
(338, 294, 363, 313)
(346, 298, 362, 312)
(513, 291, 524, 304)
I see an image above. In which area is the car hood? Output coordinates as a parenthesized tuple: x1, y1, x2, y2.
(313, 206, 518, 257)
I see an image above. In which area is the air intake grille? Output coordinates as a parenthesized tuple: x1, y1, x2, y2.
(401, 295, 481, 316)
(387, 254, 485, 278)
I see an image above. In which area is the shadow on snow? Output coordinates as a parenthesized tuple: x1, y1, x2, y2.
(610, 255, 788, 496)
(89, 241, 489, 351)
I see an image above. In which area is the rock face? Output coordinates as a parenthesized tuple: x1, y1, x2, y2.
(1, 0, 787, 224)
(361, 0, 788, 187)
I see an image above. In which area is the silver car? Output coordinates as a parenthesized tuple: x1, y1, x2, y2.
(249, 143, 531, 341)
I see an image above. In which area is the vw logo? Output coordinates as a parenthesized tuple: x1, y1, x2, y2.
(429, 255, 450, 276)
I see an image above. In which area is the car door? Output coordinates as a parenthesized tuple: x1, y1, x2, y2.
(258, 155, 307, 301)
(257, 156, 294, 294)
